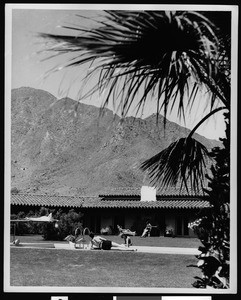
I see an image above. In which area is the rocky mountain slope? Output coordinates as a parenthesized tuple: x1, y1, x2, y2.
(10, 87, 221, 196)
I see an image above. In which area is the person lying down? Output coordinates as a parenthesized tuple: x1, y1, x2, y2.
(89, 232, 137, 251)
(117, 225, 136, 236)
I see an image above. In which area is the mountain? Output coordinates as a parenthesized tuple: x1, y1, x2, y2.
(10, 87, 221, 196)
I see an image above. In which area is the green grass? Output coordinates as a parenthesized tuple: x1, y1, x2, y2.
(10, 247, 201, 287)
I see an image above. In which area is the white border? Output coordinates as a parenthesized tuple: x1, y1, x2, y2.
(162, 297, 212, 300)
(229, 4, 238, 293)
(4, 3, 238, 294)
(3, 3, 238, 11)
(4, 3, 12, 293)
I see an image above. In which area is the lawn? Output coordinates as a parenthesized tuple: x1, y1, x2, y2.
(11, 234, 202, 248)
(10, 247, 201, 288)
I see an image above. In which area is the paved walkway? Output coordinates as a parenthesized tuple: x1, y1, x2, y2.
(11, 242, 200, 255)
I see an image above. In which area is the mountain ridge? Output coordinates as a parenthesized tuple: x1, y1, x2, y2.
(11, 87, 221, 196)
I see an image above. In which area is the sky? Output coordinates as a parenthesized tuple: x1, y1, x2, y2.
(8, 4, 232, 141)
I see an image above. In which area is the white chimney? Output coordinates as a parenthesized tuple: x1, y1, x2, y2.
(140, 186, 156, 201)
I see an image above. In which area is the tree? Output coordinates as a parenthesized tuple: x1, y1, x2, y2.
(39, 10, 231, 288)
(39, 10, 230, 194)
(188, 112, 230, 288)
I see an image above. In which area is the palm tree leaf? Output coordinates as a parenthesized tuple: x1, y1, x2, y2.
(140, 137, 210, 194)
(38, 11, 230, 193)
(39, 10, 229, 120)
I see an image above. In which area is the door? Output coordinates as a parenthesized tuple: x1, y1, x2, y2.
(175, 216, 189, 236)
(176, 216, 182, 235)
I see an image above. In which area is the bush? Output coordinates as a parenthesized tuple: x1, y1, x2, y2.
(189, 113, 230, 289)
(11, 212, 34, 235)
(42, 209, 84, 241)
(11, 207, 84, 241)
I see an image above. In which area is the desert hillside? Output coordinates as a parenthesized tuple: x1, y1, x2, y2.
(10, 87, 221, 196)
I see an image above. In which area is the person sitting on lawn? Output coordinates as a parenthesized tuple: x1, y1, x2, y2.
(89, 232, 136, 251)
(141, 221, 152, 237)
(117, 225, 135, 247)
(120, 233, 132, 247)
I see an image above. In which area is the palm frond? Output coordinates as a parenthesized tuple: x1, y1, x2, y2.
(38, 10, 230, 194)
(140, 137, 210, 194)
(39, 10, 230, 120)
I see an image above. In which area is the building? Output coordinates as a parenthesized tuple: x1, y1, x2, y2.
(10, 186, 210, 237)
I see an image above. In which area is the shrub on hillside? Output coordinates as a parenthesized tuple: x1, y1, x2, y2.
(11, 187, 20, 194)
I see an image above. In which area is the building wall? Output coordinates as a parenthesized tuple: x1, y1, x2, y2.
(83, 208, 199, 237)
(11, 205, 198, 237)
(164, 210, 197, 237)
(125, 212, 135, 229)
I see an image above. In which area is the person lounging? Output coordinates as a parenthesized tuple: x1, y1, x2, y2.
(141, 221, 152, 237)
(89, 232, 136, 251)
(117, 225, 136, 236)
(117, 225, 136, 247)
